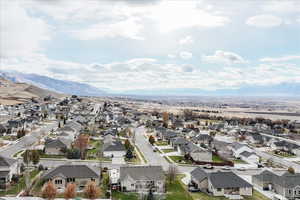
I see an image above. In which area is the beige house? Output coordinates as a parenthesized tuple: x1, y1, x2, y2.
(119, 166, 165, 193)
(42, 165, 100, 191)
(190, 167, 253, 197)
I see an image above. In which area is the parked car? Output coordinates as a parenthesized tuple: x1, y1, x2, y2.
(203, 164, 214, 169)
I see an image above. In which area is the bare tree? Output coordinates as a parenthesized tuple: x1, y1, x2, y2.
(64, 183, 77, 199)
(162, 112, 169, 127)
(166, 164, 177, 184)
(42, 181, 57, 200)
(288, 167, 295, 174)
(75, 134, 89, 159)
(84, 181, 101, 199)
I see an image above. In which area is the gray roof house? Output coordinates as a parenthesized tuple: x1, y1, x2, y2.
(42, 165, 99, 190)
(190, 167, 252, 197)
(44, 137, 72, 155)
(102, 140, 126, 158)
(119, 166, 165, 193)
(253, 170, 300, 200)
(0, 156, 19, 189)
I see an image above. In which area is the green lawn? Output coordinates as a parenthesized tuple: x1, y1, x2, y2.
(13, 150, 24, 158)
(212, 154, 225, 163)
(0, 169, 39, 196)
(162, 149, 176, 153)
(134, 145, 147, 163)
(233, 159, 247, 164)
(190, 190, 270, 200)
(112, 191, 138, 200)
(168, 156, 193, 164)
(40, 154, 65, 159)
(166, 177, 192, 200)
(155, 141, 169, 146)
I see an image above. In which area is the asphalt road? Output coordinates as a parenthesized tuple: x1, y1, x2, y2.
(134, 126, 170, 171)
(0, 121, 58, 158)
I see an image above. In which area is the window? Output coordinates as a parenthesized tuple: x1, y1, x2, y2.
(91, 178, 95, 182)
(67, 178, 75, 182)
(217, 188, 222, 192)
(55, 179, 62, 184)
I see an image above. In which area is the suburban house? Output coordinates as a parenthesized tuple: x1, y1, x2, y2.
(190, 167, 253, 197)
(239, 151, 259, 164)
(253, 170, 300, 200)
(102, 139, 126, 158)
(0, 156, 19, 190)
(42, 165, 100, 191)
(230, 142, 253, 158)
(179, 142, 212, 162)
(44, 137, 72, 155)
(119, 166, 165, 193)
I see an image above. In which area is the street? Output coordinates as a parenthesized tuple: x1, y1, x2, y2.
(0, 121, 57, 158)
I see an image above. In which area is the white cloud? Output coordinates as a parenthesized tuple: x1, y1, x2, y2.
(0, 1, 51, 57)
(261, 2, 300, 14)
(149, 1, 230, 32)
(2, 54, 300, 91)
(246, 15, 282, 28)
(167, 54, 176, 59)
(71, 17, 144, 40)
(179, 36, 193, 45)
(202, 50, 247, 64)
(260, 55, 300, 62)
(180, 51, 193, 60)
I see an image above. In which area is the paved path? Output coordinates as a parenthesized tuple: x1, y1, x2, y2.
(134, 126, 170, 170)
(0, 121, 57, 158)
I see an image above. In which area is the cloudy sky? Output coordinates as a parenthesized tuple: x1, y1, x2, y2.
(1, 0, 300, 92)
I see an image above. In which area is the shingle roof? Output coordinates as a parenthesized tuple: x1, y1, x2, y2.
(190, 167, 208, 182)
(254, 170, 300, 188)
(103, 140, 126, 152)
(120, 166, 164, 181)
(0, 156, 17, 167)
(240, 151, 257, 158)
(209, 171, 252, 188)
(42, 165, 99, 180)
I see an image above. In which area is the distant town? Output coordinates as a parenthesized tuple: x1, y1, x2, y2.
(0, 92, 299, 200)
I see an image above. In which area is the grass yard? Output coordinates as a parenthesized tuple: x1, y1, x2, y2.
(233, 159, 247, 164)
(112, 191, 139, 200)
(168, 156, 193, 164)
(212, 154, 225, 163)
(0, 169, 39, 196)
(190, 190, 270, 200)
(155, 140, 169, 146)
(162, 149, 176, 153)
(166, 177, 192, 200)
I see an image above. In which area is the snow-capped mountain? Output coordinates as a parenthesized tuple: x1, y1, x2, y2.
(0, 71, 107, 96)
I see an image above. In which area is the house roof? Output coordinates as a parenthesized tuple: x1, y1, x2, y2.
(240, 151, 257, 158)
(120, 166, 164, 181)
(209, 171, 252, 188)
(0, 156, 17, 167)
(45, 137, 71, 149)
(103, 140, 126, 152)
(190, 167, 208, 182)
(42, 165, 99, 180)
(254, 170, 300, 188)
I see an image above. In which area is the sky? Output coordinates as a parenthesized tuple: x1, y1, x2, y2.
(0, 0, 300, 92)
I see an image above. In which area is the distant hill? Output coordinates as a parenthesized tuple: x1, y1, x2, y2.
(0, 76, 63, 105)
(0, 71, 107, 97)
(122, 83, 300, 97)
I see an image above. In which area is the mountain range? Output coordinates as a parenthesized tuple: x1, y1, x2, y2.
(1, 70, 299, 97)
(0, 71, 107, 97)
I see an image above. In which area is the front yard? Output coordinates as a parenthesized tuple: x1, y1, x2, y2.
(162, 149, 176, 153)
(166, 177, 192, 200)
(0, 169, 40, 196)
(168, 156, 193, 164)
(112, 191, 138, 200)
(155, 140, 169, 146)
